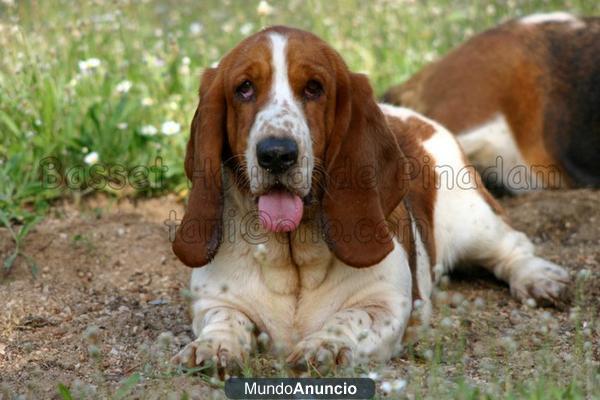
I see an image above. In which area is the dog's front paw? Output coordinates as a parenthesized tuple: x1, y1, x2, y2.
(171, 333, 249, 376)
(286, 337, 352, 373)
(510, 257, 570, 307)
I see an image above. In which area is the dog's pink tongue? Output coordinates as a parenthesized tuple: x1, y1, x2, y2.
(258, 191, 303, 232)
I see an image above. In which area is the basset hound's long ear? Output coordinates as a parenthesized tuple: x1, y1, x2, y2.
(172, 68, 225, 267)
(322, 72, 409, 268)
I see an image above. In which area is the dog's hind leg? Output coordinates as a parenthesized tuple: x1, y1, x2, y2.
(423, 119, 570, 306)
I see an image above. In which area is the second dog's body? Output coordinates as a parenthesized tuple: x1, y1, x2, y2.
(383, 13, 600, 193)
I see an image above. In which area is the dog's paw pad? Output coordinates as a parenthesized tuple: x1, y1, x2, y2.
(510, 258, 570, 307)
(286, 338, 352, 373)
(171, 337, 246, 377)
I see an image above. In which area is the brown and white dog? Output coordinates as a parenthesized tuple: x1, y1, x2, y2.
(383, 12, 600, 193)
(171, 26, 569, 373)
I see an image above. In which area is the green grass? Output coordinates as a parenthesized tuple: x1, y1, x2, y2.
(1, 0, 598, 233)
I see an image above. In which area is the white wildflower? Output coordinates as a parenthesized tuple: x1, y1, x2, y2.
(257, 0, 273, 16)
(78, 58, 101, 73)
(189, 22, 203, 35)
(391, 379, 407, 392)
(423, 349, 434, 360)
(577, 269, 591, 280)
(525, 298, 537, 308)
(140, 125, 158, 136)
(367, 371, 379, 380)
(115, 80, 132, 94)
(223, 22, 234, 34)
(181, 56, 191, 66)
(84, 151, 99, 165)
(257, 332, 270, 346)
(161, 121, 180, 136)
(474, 297, 485, 309)
(117, 122, 128, 130)
(424, 51, 436, 62)
(240, 22, 254, 36)
(380, 381, 392, 395)
(440, 317, 453, 328)
(141, 97, 155, 107)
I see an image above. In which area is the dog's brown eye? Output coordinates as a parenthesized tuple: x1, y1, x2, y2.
(304, 80, 323, 100)
(236, 80, 254, 101)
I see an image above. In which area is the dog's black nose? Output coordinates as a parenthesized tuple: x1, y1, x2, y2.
(256, 137, 298, 174)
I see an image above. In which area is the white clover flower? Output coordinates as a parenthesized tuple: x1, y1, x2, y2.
(85, 59, 99, 71)
(141, 97, 155, 107)
(161, 121, 181, 136)
(78, 58, 101, 73)
(424, 52, 436, 62)
(179, 64, 190, 76)
(223, 22, 234, 34)
(257, 331, 270, 346)
(115, 80, 132, 94)
(525, 298, 537, 308)
(423, 349, 434, 360)
(140, 125, 158, 136)
(474, 297, 485, 309)
(181, 56, 191, 66)
(367, 371, 379, 381)
(240, 23, 254, 36)
(257, 0, 273, 16)
(189, 22, 203, 35)
(577, 269, 591, 280)
(117, 122, 128, 130)
(391, 379, 407, 392)
(380, 381, 392, 394)
(84, 151, 99, 165)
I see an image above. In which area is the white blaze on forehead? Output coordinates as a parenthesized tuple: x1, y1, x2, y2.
(520, 12, 585, 28)
(245, 32, 313, 196)
(269, 32, 294, 101)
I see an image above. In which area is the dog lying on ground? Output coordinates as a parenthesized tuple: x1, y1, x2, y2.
(171, 26, 569, 374)
(383, 12, 600, 194)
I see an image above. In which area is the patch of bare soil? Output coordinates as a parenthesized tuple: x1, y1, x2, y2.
(0, 190, 598, 398)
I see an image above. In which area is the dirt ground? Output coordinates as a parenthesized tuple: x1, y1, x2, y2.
(0, 190, 598, 398)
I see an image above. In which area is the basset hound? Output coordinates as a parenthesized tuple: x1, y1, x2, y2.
(171, 26, 569, 373)
(383, 12, 600, 194)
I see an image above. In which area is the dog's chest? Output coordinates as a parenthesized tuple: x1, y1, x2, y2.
(191, 211, 340, 347)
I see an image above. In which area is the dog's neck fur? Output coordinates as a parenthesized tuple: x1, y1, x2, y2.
(222, 170, 334, 294)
